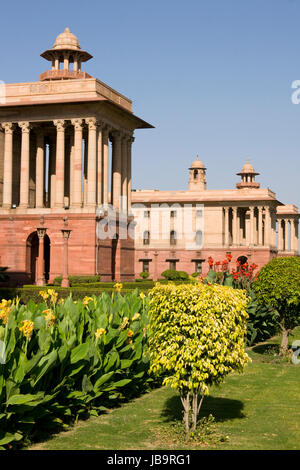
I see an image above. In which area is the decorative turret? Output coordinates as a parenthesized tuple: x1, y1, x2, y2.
(40, 28, 93, 81)
(236, 160, 260, 189)
(188, 156, 207, 191)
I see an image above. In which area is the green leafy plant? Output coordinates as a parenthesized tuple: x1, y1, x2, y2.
(253, 256, 300, 355)
(139, 272, 150, 280)
(0, 289, 153, 449)
(148, 283, 250, 434)
(245, 290, 280, 346)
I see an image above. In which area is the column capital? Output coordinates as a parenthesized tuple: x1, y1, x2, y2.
(224, 206, 229, 213)
(37, 227, 47, 239)
(232, 206, 238, 213)
(1, 122, 15, 134)
(85, 117, 98, 130)
(71, 118, 83, 130)
(111, 129, 122, 141)
(53, 119, 66, 131)
(18, 121, 31, 133)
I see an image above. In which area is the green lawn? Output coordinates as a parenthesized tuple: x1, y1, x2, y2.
(28, 328, 300, 450)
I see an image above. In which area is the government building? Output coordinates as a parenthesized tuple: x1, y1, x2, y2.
(132, 158, 299, 279)
(0, 29, 298, 285)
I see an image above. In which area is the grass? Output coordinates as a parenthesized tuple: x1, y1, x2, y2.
(28, 327, 300, 451)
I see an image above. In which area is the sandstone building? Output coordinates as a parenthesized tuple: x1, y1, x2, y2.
(0, 30, 298, 285)
(0, 28, 152, 285)
(132, 158, 299, 279)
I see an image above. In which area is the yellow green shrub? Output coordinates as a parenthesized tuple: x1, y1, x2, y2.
(148, 282, 250, 432)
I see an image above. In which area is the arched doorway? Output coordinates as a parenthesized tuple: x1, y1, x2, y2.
(26, 232, 50, 284)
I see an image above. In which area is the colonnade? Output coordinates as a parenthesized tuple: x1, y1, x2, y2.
(0, 119, 134, 213)
(223, 205, 299, 251)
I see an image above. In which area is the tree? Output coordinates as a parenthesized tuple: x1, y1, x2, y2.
(253, 256, 300, 355)
(148, 283, 250, 433)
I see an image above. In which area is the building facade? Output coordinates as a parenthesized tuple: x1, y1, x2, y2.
(0, 28, 152, 285)
(132, 158, 299, 279)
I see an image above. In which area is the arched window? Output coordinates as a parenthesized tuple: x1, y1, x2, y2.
(195, 230, 203, 246)
(170, 230, 177, 245)
(143, 230, 150, 245)
(193, 169, 198, 179)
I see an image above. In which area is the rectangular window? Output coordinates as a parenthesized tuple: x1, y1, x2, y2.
(196, 209, 203, 218)
(195, 260, 203, 274)
(170, 210, 177, 218)
(144, 210, 150, 218)
(142, 260, 150, 273)
(169, 260, 177, 270)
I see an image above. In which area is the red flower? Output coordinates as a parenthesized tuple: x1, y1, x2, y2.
(226, 253, 233, 262)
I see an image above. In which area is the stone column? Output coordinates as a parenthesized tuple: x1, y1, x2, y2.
(19, 121, 31, 208)
(290, 218, 296, 252)
(35, 131, 45, 208)
(102, 126, 109, 206)
(264, 206, 271, 247)
(278, 218, 283, 251)
(111, 131, 122, 211)
(2, 122, 14, 208)
(121, 134, 128, 213)
(127, 135, 134, 214)
(53, 120, 66, 208)
(249, 206, 254, 247)
(36, 227, 47, 286)
(86, 118, 97, 208)
(232, 206, 238, 246)
(224, 206, 229, 246)
(71, 119, 83, 208)
(61, 229, 71, 287)
(258, 206, 263, 246)
(96, 123, 103, 206)
(284, 218, 289, 251)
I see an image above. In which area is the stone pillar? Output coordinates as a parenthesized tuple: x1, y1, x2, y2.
(111, 131, 122, 211)
(224, 206, 229, 246)
(127, 136, 134, 214)
(121, 134, 128, 213)
(249, 206, 254, 247)
(35, 131, 45, 208)
(232, 206, 238, 246)
(258, 206, 263, 246)
(284, 218, 289, 251)
(102, 126, 109, 206)
(96, 123, 103, 205)
(290, 218, 296, 252)
(61, 229, 71, 287)
(53, 120, 66, 208)
(264, 206, 271, 247)
(86, 118, 97, 208)
(19, 121, 31, 208)
(36, 227, 47, 286)
(71, 119, 83, 208)
(2, 122, 14, 208)
(278, 218, 283, 251)
(69, 132, 75, 206)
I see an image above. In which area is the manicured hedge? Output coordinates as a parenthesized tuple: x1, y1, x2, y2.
(0, 287, 149, 304)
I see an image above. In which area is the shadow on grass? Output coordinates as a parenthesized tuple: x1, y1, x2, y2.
(161, 394, 245, 423)
(252, 343, 280, 355)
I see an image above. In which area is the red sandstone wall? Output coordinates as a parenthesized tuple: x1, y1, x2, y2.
(135, 247, 276, 280)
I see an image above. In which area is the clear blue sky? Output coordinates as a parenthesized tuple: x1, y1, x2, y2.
(1, 0, 300, 210)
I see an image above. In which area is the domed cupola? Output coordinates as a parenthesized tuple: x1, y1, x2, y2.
(236, 160, 260, 189)
(40, 28, 93, 81)
(188, 156, 207, 191)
